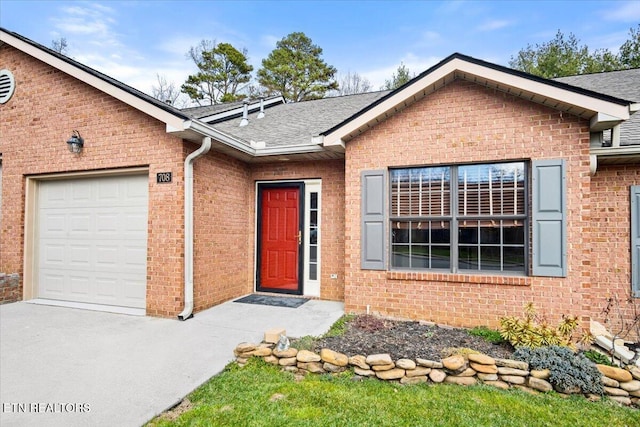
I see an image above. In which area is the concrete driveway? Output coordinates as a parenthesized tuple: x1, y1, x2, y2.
(0, 298, 344, 427)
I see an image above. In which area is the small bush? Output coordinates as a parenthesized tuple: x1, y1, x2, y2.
(468, 326, 504, 344)
(499, 302, 579, 348)
(323, 314, 355, 338)
(353, 314, 388, 332)
(513, 346, 604, 395)
(582, 350, 613, 366)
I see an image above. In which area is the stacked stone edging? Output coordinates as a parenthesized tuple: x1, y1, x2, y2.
(0, 273, 21, 304)
(234, 342, 640, 408)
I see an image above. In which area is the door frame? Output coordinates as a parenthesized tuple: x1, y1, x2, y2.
(256, 182, 305, 295)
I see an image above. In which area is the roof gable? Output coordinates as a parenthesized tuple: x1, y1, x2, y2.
(321, 53, 635, 150)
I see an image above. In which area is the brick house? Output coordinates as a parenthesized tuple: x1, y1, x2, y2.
(1, 28, 638, 333)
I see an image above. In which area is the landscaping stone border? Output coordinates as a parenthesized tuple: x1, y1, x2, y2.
(0, 273, 21, 304)
(234, 341, 640, 408)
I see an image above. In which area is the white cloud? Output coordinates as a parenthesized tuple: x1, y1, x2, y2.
(362, 54, 442, 90)
(477, 19, 512, 32)
(603, 1, 640, 22)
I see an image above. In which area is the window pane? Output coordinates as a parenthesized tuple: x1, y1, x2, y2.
(431, 246, 450, 269)
(459, 221, 478, 244)
(310, 246, 317, 262)
(410, 246, 429, 268)
(310, 227, 317, 244)
(392, 246, 410, 267)
(480, 247, 501, 271)
(504, 247, 525, 271)
(458, 162, 525, 216)
(310, 192, 318, 209)
(503, 225, 524, 244)
(480, 222, 500, 244)
(310, 210, 318, 225)
(309, 264, 317, 280)
(392, 223, 410, 243)
(459, 246, 478, 270)
(411, 224, 429, 243)
(431, 222, 450, 243)
(391, 167, 450, 217)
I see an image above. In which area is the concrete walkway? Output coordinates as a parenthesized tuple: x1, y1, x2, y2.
(0, 298, 344, 427)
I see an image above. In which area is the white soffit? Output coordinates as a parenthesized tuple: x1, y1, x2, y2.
(323, 57, 631, 146)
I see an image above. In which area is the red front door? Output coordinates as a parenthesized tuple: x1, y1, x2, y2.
(258, 184, 303, 293)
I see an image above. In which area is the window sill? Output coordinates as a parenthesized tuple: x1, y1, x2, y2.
(387, 270, 531, 286)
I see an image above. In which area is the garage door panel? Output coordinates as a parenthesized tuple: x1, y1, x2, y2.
(37, 175, 148, 309)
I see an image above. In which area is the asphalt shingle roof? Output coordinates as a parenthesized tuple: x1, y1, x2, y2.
(204, 91, 390, 147)
(556, 69, 640, 145)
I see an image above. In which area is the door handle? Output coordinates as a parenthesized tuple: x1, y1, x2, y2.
(298, 230, 302, 245)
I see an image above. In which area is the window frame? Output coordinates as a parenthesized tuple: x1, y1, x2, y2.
(388, 161, 529, 275)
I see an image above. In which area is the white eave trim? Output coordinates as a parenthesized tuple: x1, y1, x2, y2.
(1, 30, 186, 130)
(323, 57, 631, 146)
(591, 145, 640, 157)
(180, 120, 256, 155)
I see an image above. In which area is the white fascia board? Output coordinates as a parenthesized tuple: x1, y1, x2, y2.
(1, 31, 186, 130)
(630, 103, 640, 113)
(254, 144, 325, 157)
(591, 145, 640, 157)
(323, 57, 630, 145)
(590, 112, 625, 131)
(181, 120, 256, 155)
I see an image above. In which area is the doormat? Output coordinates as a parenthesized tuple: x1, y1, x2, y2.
(234, 294, 309, 308)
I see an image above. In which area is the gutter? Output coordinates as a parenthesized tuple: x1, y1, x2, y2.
(178, 136, 212, 321)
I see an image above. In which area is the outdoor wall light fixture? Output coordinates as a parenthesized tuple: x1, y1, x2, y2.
(66, 130, 84, 153)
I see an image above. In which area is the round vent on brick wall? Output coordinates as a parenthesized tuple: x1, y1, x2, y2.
(0, 69, 16, 104)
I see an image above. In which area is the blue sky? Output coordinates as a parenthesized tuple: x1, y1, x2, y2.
(1, 0, 639, 101)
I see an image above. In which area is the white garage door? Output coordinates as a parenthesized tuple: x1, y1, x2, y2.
(37, 174, 148, 309)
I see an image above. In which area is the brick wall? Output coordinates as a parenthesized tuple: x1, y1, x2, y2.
(345, 79, 592, 329)
(0, 44, 186, 317)
(590, 164, 640, 339)
(251, 160, 346, 301)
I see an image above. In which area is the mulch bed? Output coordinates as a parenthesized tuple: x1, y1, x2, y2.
(312, 315, 515, 361)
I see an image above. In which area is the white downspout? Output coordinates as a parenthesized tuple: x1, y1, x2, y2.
(178, 136, 212, 320)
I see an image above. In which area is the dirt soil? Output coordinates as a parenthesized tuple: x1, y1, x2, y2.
(312, 315, 515, 361)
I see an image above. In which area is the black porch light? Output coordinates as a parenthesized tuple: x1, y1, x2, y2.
(66, 130, 84, 154)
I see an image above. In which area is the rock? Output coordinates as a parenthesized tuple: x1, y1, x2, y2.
(366, 354, 393, 366)
(406, 366, 432, 377)
(455, 367, 477, 377)
(323, 362, 346, 373)
(296, 350, 321, 362)
(416, 358, 443, 369)
(595, 336, 635, 364)
(400, 375, 428, 385)
(444, 376, 477, 386)
(273, 348, 298, 358)
(530, 369, 550, 380)
(604, 386, 630, 397)
(601, 376, 620, 388)
(609, 396, 632, 406)
(468, 353, 495, 365)
(470, 362, 498, 374)
(372, 363, 396, 371)
(477, 373, 498, 381)
(597, 364, 633, 382)
(263, 355, 279, 365)
(514, 385, 538, 395)
(528, 377, 553, 392)
(429, 369, 447, 383)
(297, 362, 325, 374)
(264, 328, 286, 344)
(269, 393, 286, 402)
(497, 367, 529, 376)
(283, 366, 298, 373)
(629, 366, 640, 381)
(500, 375, 526, 385)
(442, 355, 466, 372)
(629, 389, 640, 398)
(320, 349, 348, 367)
(396, 359, 416, 370)
(375, 368, 405, 380)
(354, 367, 376, 377)
(554, 385, 581, 395)
(235, 342, 257, 354)
(251, 347, 273, 357)
(494, 358, 528, 371)
(590, 320, 612, 340)
(484, 380, 509, 390)
(349, 355, 370, 370)
(586, 394, 602, 402)
(278, 357, 297, 366)
(619, 380, 640, 393)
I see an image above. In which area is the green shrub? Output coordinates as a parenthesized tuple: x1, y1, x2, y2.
(468, 326, 504, 344)
(582, 350, 613, 366)
(499, 302, 579, 348)
(513, 346, 604, 395)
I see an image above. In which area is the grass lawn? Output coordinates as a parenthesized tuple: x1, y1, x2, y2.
(147, 358, 639, 427)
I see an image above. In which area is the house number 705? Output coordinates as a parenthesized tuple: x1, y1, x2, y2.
(156, 172, 172, 183)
